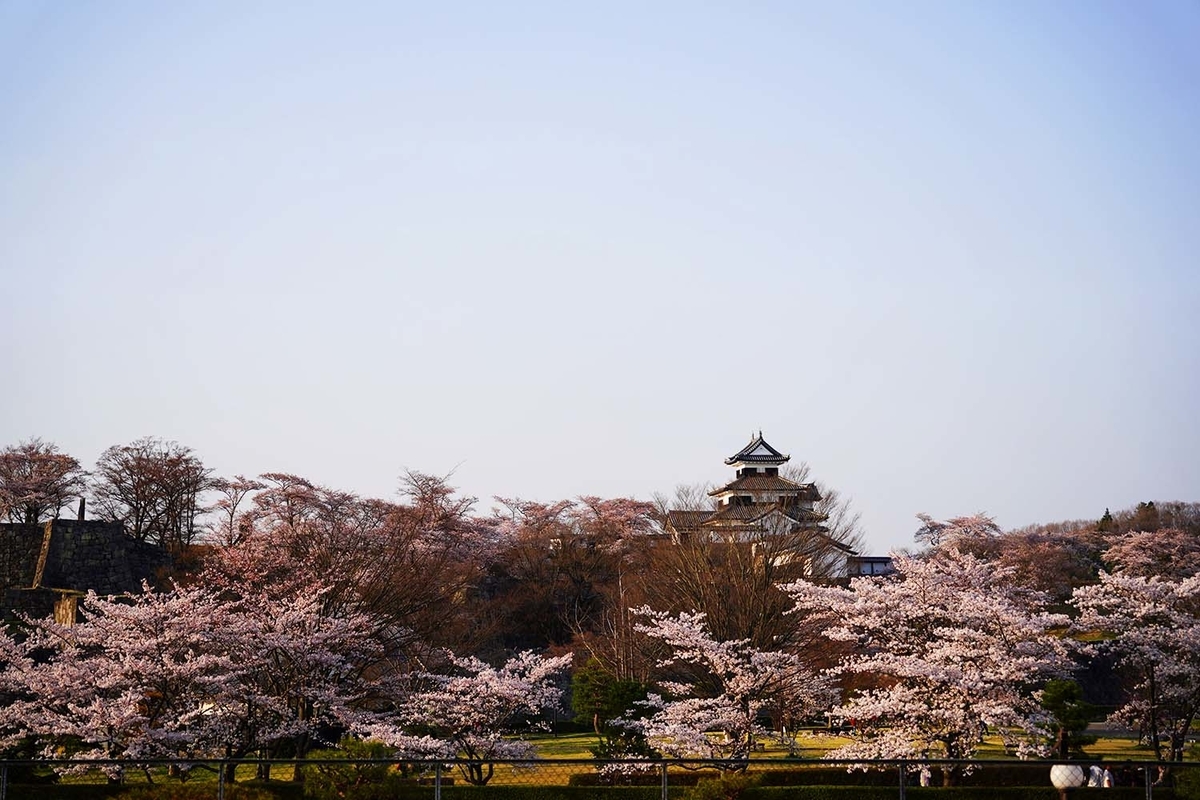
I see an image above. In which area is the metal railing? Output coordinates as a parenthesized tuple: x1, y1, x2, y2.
(0, 756, 1195, 799)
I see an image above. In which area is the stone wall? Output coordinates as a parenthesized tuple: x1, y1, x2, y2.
(1, 520, 169, 621)
(0, 523, 43, 595)
(36, 519, 167, 595)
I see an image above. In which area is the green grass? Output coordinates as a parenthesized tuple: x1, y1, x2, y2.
(527, 731, 1163, 763)
(29, 730, 1181, 793)
(530, 733, 600, 758)
(56, 764, 282, 786)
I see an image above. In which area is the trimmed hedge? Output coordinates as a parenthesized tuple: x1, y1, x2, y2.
(753, 763, 1074, 787)
(569, 772, 701, 787)
(0, 780, 1182, 800)
(0, 784, 1182, 800)
(750, 790, 1169, 800)
(570, 763, 1138, 789)
(0, 783, 304, 800)
(571, 764, 1114, 789)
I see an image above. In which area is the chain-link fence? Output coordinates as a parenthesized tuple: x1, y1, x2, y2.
(1, 757, 1197, 799)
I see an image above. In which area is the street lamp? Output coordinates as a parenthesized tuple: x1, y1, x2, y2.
(1050, 764, 1086, 799)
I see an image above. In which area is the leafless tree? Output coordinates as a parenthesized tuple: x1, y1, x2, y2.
(652, 482, 716, 516)
(208, 475, 266, 546)
(208, 471, 492, 662)
(782, 462, 866, 556)
(481, 495, 657, 654)
(91, 437, 214, 552)
(641, 516, 845, 655)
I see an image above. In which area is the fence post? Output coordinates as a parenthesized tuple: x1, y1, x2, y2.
(898, 759, 906, 800)
(661, 761, 669, 800)
(1, 762, 7, 800)
(1144, 764, 1152, 800)
(435, 762, 442, 800)
(217, 760, 225, 800)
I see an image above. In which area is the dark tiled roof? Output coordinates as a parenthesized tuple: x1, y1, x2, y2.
(704, 505, 771, 524)
(709, 475, 821, 499)
(665, 510, 712, 531)
(725, 432, 790, 465)
(666, 502, 829, 534)
(811, 535, 859, 554)
(663, 504, 855, 555)
(780, 506, 828, 525)
(705, 503, 827, 525)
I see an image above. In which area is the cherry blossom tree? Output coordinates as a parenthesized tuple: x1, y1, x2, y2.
(206, 586, 394, 781)
(395, 650, 572, 785)
(0, 438, 88, 524)
(642, 517, 846, 656)
(483, 495, 656, 652)
(0, 581, 392, 783)
(913, 512, 1001, 549)
(0, 584, 240, 777)
(990, 529, 1101, 608)
(621, 607, 832, 763)
(206, 471, 489, 659)
(1101, 528, 1200, 580)
(1073, 572, 1200, 761)
(785, 549, 1073, 784)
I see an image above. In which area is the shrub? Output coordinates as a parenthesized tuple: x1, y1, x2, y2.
(0, 780, 1176, 800)
(570, 771, 701, 787)
(687, 772, 760, 800)
(747, 789, 1166, 800)
(303, 739, 412, 800)
(0, 785, 304, 800)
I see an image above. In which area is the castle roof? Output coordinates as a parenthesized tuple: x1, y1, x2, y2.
(667, 503, 827, 530)
(708, 474, 821, 499)
(725, 433, 789, 465)
(665, 510, 712, 531)
(704, 503, 827, 526)
(665, 504, 854, 553)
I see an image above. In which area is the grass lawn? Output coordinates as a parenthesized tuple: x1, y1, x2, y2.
(528, 731, 1161, 763)
(37, 731, 1177, 789)
(531, 732, 598, 758)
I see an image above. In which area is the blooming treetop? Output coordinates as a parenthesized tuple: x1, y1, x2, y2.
(202, 471, 485, 660)
(1101, 528, 1200, 580)
(207, 585, 392, 758)
(490, 495, 657, 548)
(623, 607, 832, 761)
(0, 583, 240, 765)
(784, 548, 1073, 778)
(913, 513, 1000, 549)
(0, 581, 390, 773)
(1073, 571, 1200, 761)
(390, 650, 572, 785)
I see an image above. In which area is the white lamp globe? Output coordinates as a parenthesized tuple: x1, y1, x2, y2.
(1050, 764, 1087, 789)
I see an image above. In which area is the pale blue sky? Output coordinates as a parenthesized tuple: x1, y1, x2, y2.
(2, 1, 1197, 552)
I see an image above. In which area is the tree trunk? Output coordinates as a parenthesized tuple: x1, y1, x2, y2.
(223, 744, 242, 784)
(1148, 670, 1164, 761)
